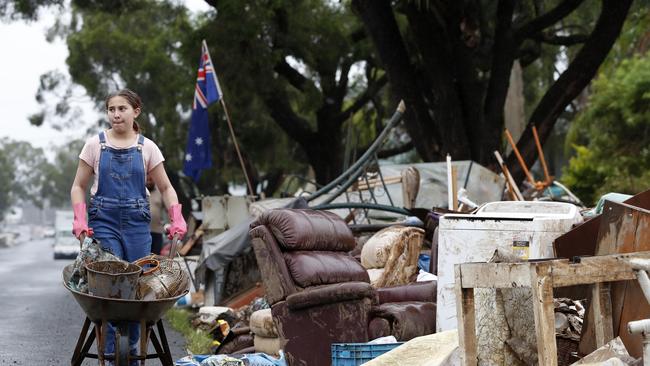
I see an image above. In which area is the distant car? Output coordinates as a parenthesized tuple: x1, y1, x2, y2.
(53, 230, 79, 259)
(53, 210, 79, 260)
(42, 227, 56, 238)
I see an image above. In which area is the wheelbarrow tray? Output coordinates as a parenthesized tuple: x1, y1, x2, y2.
(63, 264, 187, 323)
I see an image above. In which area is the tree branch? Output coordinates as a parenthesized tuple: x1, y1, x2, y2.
(263, 87, 314, 146)
(532, 32, 589, 46)
(336, 73, 388, 124)
(507, 0, 633, 182)
(516, 0, 585, 40)
(273, 58, 316, 92)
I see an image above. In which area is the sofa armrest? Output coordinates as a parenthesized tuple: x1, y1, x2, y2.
(376, 280, 436, 304)
(286, 282, 374, 311)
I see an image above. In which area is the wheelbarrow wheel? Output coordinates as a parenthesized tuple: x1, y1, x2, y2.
(115, 325, 130, 366)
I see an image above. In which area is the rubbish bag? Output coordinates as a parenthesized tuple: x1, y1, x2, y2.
(68, 237, 125, 293)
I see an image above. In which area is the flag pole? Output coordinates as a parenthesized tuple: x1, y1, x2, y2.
(220, 99, 255, 196)
(202, 40, 255, 197)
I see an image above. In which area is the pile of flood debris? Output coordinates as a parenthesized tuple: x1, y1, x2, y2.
(169, 148, 650, 366)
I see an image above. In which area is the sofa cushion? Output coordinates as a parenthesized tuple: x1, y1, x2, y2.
(284, 251, 370, 288)
(376, 281, 437, 304)
(255, 209, 355, 251)
(370, 302, 437, 341)
(286, 282, 374, 310)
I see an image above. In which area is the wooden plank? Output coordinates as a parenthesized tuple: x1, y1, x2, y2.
(592, 201, 650, 357)
(456, 262, 531, 288)
(549, 253, 645, 287)
(591, 282, 614, 348)
(458, 252, 650, 289)
(455, 265, 477, 366)
(529, 263, 558, 366)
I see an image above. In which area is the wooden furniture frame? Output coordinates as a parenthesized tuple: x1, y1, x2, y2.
(455, 251, 650, 366)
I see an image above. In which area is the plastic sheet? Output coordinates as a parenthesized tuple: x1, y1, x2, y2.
(175, 351, 286, 366)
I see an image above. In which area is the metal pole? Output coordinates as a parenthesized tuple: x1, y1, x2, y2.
(219, 99, 255, 196)
(202, 39, 255, 196)
(307, 100, 405, 202)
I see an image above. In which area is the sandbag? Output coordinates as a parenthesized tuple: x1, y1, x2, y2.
(250, 309, 278, 338)
(254, 334, 282, 356)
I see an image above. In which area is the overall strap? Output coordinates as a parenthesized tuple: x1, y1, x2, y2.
(99, 131, 107, 150)
(137, 134, 145, 151)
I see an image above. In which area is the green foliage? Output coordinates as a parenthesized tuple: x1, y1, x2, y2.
(563, 55, 650, 205)
(165, 308, 212, 354)
(0, 139, 49, 204)
(40, 140, 86, 208)
(30, 0, 384, 198)
(0, 0, 63, 21)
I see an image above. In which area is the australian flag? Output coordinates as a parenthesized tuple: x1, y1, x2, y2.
(183, 40, 223, 182)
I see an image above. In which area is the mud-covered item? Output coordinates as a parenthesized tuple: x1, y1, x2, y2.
(250, 208, 438, 366)
(252, 209, 355, 251)
(362, 330, 460, 366)
(401, 167, 420, 210)
(249, 309, 278, 338)
(360, 226, 425, 287)
(376, 281, 436, 304)
(68, 237, 125, 293)
(254, 334, 281, 356)
(271, 299, 372, 366)
(135, 254, 190, 300)
(283, 251, 369, 287)
(370, 302, 437, 341)
(216, 333, 254, 355)
(85, 261, 142, 299)
(361, 227, 405, 268)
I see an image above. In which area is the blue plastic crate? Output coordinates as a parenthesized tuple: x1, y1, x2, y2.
(331, 342, 404, 365)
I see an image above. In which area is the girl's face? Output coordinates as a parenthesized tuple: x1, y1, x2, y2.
(106, 96, 140, 134)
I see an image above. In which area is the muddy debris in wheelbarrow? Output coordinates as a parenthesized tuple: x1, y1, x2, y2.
(135, 254, 190, 300)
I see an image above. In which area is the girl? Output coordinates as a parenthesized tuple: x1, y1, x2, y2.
(70, 88, 186, 363)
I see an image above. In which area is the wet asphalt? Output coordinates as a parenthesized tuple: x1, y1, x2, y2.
(0, 237, 187, 365)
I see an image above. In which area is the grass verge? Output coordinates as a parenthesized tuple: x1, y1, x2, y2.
(166, 308, 213, 354)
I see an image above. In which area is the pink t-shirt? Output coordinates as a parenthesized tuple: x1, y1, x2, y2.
(79, 131, 165, 195)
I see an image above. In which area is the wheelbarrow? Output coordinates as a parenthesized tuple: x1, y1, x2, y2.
(63, 237, 188, 366)
(63, 264, 187, 366)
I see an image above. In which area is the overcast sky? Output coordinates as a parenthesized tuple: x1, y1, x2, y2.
(0, 0, 212, 160)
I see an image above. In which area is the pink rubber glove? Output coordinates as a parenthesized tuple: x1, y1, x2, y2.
(167, 203, 187, 239)
(72, 203, 93, 239)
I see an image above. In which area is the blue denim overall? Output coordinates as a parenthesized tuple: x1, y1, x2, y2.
(88, 131, 152, 359)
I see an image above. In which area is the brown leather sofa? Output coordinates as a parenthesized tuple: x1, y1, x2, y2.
(249, 209, 436, 366)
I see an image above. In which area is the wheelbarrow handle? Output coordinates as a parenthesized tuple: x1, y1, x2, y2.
(169, 233, 180, 259)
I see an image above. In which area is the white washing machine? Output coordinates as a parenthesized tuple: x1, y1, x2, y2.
(436, 200, 583, 331)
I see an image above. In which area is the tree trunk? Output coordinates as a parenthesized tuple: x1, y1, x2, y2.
(507, 0, 633, 183)
(352, 0, 471, 161)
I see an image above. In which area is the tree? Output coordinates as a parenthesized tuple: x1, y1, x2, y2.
(39, 140, 85, 208)
(26, 0, 390, 200)
(0, 149, 14, 221)
(351, 0, 633, 182)
(562, 55, 650, 205)
(196, 0, 391, 185)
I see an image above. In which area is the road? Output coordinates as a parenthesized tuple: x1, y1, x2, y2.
(0, 237, 187, 365)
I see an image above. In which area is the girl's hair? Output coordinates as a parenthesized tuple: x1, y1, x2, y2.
(105, 88, 143, 132)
